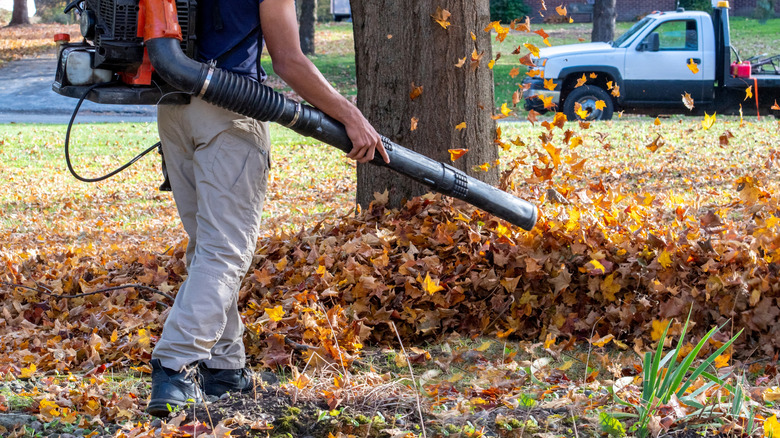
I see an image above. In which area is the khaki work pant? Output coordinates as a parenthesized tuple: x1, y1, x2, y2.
(152, 97, 271, 371)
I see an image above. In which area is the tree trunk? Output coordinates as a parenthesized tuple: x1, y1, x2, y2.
(299, 0, 316, 55)
(591, 0, 616, 43)
(351, 0, 498, 209)
(9, 0, 30, 26)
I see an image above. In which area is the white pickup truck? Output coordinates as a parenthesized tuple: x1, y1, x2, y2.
(523, 1, 780, 120)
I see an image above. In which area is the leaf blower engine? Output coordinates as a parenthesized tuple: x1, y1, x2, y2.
(52, 0, 538, 231)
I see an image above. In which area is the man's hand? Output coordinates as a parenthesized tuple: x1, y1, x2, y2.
(343, 112, 389, 164)
(260, 0, 389, 164)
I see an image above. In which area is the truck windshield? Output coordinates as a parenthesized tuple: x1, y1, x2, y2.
(613, 17, 654, 47)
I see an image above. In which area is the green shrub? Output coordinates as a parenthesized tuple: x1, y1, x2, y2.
(490, 0, 530, 23)
(753, 0, 776, 23)
(35, 0, 77, 24)
(677, 0, 712, 12)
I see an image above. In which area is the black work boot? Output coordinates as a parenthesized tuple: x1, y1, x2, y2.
(146, 359, 203, 418)
(199, 363, 278, 397)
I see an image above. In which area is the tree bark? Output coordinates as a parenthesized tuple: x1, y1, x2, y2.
(351, 0, 498, 209)
(299, 0, 316, 55)
(9, 0, 30, 26)
(591, 0, 616, 43)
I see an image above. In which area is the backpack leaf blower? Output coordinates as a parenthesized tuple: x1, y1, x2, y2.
(52, 0, 537, 231)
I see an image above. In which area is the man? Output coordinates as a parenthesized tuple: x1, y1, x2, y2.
(146, 0, 389, 417)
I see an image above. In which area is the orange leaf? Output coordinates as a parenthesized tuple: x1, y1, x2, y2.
(431, 7, 451, 29)
(744, 85, 753, 101)
(589, 72, 597, 79)
(654, 117, 661, 126)
(470, 49, 485, 71)
(544, 78, 556, 91)
(611, 85, 620, 97)
(526, 69, 542, 78)
(687, 58, 699, 74)
(519, 53, 536, 67)
(448, 148, 469, 161)
(682, 92, 695, 110)
(595, 100, 607, 111)
(454, 56, 466, 68)
(540, 95, 555, 109)
(409, 83, 423, 100)
(556, 5, 567, 15)
(527, 109, 540, 125)
(534, 28, 549, 39)
(509, 67, 521, 78)
(575, 74, 587, 88)
(455, 122, 467, 131)
(772, 99, 780, 110)
(410, 117, 419, 131)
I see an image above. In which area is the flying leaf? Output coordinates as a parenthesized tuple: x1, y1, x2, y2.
(687, 58, 699, 74)
(589, 72, 597, 79)
(449, 149, 468, 161)
(455, 122, 467, 131)
(509, 67, 521, 78)
(556, 5, 567, 15)
(772, 100, 780, 110)
(540, 95, 555, 109)
(646, 134, 665, 152)
(519, 53, 536, 67)
(542, 37, 552, 47)
(524, 43, 540, 57)
(431, 7, 451, 29)
(410, 117, 419, 131)
(527, 109, 540, 125)
(409, 83, 423, 100)
(455, 56, 466, 68)
(606, 81, 614, 90)
(654, 117, 661, 126)
(611, 85, 620, 97)
(745, 85, 753, 101)
(682, 92, 695, 110)
(595, 100, 607, 111)
(534, 28, 549, 39)
(500, 102, 513, 116)
(574, 102, 589, 120)
(471, 31, 476, 41)
(702, 112, 716, 130)
(544, 78, 556, 91)
(512, 89, 522, 105)
(575, 73, 587, 88)
(470, 49, 485, 71)
(488, 59, 496, 69)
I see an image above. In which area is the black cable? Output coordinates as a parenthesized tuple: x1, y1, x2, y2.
(64, 81, 162, 183)
(0, 281, 174, 305)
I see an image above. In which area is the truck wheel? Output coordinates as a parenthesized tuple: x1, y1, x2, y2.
(563, 85, 614, 121)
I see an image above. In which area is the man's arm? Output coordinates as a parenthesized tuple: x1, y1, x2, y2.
(259, 0, 389, 164)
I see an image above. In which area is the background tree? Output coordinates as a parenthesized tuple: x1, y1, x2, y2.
(298, 0, 316, 55)
(9, 0, 30, 26)
(591, 0, 616, 43)
(350, 0, 499, 209)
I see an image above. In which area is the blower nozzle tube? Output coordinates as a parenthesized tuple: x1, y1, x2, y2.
(145, 38, 537, 230)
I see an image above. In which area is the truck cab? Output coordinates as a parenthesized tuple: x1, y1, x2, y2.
(523, 1, 780, 120)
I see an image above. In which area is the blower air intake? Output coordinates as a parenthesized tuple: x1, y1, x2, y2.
(52, 0, 538, 231)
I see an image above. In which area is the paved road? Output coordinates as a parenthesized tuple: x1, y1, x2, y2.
(0, 52, 157, 124)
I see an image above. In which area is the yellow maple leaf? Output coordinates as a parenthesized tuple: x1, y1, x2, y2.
(544, 78, 556, 91)
(509, 67, 520, 78)
(500, 102, 513, 116)
(702, 112, 717, 130)
(20, 363, 36, 379)
(765, 414, 780, 438)
(556, 4, 567, 15)
(687, 58, 699, 74)
(657, 250, 673, 269)
(422, 273, 445, 295)
(745, 85, 753, 101)
(540, 95, 555, 109)
(265, 305, 285, 322)
(455, 122, 467, 131)
(595, 100, 607, 111)
(524, 43, 540, 57)
(651, 319, 670, 341)
(488, 59, 496, 69)
(713, 352, 730, 368)
(574, 102, 589, 120)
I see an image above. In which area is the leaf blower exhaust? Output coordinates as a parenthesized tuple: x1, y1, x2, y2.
(52, 0, 537, 230)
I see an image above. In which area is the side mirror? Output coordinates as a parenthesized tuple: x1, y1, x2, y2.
(640, 32, 661, 52)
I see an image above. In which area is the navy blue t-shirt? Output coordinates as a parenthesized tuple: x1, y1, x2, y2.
(196, 0, 267, 82)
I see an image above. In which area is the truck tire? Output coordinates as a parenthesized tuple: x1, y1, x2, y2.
(563, 85, 614, 121)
